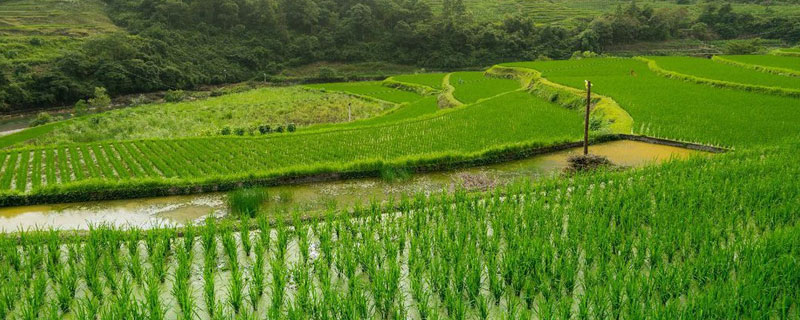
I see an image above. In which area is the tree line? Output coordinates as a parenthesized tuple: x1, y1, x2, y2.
(1, 0, 798, 113)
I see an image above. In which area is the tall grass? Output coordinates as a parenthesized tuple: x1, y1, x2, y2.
(227, 188, 268, 218)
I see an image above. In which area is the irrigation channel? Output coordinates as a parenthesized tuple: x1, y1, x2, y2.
(0, 140, 711, 231)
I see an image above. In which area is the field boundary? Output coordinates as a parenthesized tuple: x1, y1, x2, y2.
(711, 56, 800, 78)
(381, 77, 439, 96)
(770, 49, 800, 57)
(488, 65, 634, 134)
(617, 134, 728, 153)
(635, 56, 800, 98)
(437, 73, 463, 108)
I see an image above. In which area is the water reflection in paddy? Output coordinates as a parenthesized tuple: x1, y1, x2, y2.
(0, 140, 706, 231)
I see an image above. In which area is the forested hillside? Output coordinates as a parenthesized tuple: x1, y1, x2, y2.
(1, 0, 799, 112)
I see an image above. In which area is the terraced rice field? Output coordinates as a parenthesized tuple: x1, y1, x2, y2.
(1, 139, 798, 319)
(504, 58, 800, 147)
(716, 55, 800, 74)
(0, 90, 585, 195)
(0, 0, 117, 63)
(389, 73, 447, 90)
(646, 56, 800, 90)
(306, 82, 423, 104)
(449, 71, 521, 104)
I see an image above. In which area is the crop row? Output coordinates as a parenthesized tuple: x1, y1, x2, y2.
(1, 140, 798, 318)
(0, 91, 583, 196)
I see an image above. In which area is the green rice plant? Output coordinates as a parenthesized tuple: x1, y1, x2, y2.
(101, 254, 118, 294)
(103, 274, 139, 319)
(221, 222, 239, 269)
(290, 261, 312, 314)
(249, 241, 266, 310)
(269, 255, 287, 318)
(148, 241, 168, 283)
(240, 215, 252, 257)
(74, 296, 101, 320)
(228, 188, 268, 217)
(173, 244, 196, 320)
(183, 222, 196, 255)
(142, 271, 165, 320)
(256, 213, 270, 250)
(127, 239, 143, 284)
(202, 216, 217, 257)
(228, 260, 244, 314)
(56, 265, 78, 313)
(203, 251, 217, 316)
(275, 216, 289, 261)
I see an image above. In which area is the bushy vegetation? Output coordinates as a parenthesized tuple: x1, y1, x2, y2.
(3, 0, 800, 112)
(2, 139, 799, 318)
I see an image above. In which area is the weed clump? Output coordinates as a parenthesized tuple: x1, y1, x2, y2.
(380, 166, 411, 182)
(227, 188, 268, 217)
(565, 154, 614, 173)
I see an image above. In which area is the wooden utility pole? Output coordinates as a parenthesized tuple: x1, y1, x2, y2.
(584, 80, 592, 155)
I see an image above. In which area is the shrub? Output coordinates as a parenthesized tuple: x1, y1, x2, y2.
(234, 128, 245, 136)
(317, 67, 338, 80)
(287, 123, 296, 132)
(723, 39, 763, 55)
(227, 188, 268, 217)
(258, 125, 271, 134)
(220, 127, 231, 135)
(275, 126, 284, 133)
(30, 112, 52, 127)
(88, 87, 111, 109)
(73, 99, 88, 116)
(164, 90, 186, 103)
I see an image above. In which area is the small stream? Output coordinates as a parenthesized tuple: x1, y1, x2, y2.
(0, 140, 707, 231)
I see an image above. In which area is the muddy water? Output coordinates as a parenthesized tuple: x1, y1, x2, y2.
(0, 140, 705, 231)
